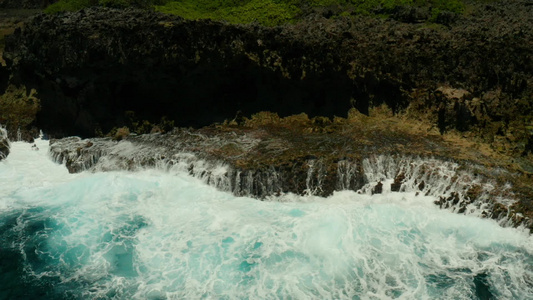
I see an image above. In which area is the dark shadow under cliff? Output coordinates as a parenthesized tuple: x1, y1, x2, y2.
(31, 55, 354, 137)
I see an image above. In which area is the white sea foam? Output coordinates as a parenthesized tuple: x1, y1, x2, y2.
(0, 139, 532, 299)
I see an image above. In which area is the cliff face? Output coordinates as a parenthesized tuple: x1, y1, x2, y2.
(5, 9, 353, 137)
(3, 3, 532, 142)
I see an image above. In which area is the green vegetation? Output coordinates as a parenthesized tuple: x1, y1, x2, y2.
(0, 85, 40, 131)
(348, 0, 418, 14)
(44, 0, 90, 13)
(45, 0, 471, 25)
(154, 0, 466, 25)
(155, 0, 300, 26)
(428, 0, 464, 20)
(45, 0, 166, 13)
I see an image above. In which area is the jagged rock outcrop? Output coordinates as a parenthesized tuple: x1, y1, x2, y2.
(3, 2, 532, 141)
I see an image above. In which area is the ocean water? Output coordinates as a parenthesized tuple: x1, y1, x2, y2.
(0, 138, 532, 300)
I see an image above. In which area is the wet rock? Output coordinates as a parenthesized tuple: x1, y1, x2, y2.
(491, 203, 508, 220)
(391, 173, 405, 192)
(0, 127, 9, 160)
(372, 181, 383, 195)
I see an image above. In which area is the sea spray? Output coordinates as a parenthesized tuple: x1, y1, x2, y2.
(1, 139, 532, 299)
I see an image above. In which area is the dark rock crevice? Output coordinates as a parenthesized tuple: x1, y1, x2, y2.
(0, 64, 8, 93)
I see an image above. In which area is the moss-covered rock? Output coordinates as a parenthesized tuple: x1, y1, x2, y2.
(0, 85, 40, 141)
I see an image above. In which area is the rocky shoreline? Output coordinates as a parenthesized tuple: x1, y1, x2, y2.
(46, 111, 533, 232)
(0, 2, 532, 232)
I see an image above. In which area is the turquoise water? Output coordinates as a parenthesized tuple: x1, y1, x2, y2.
(0, 139, 532, 299)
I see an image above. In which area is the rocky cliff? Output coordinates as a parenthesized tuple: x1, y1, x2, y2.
(3, 2, 532, 148)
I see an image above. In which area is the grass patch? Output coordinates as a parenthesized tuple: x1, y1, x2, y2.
(45, 0, 166, 13)
(155, 0, 300, 26)
(45, 0, 474, 25)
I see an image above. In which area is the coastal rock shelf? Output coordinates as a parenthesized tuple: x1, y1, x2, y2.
(48, 123, 533, 233)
